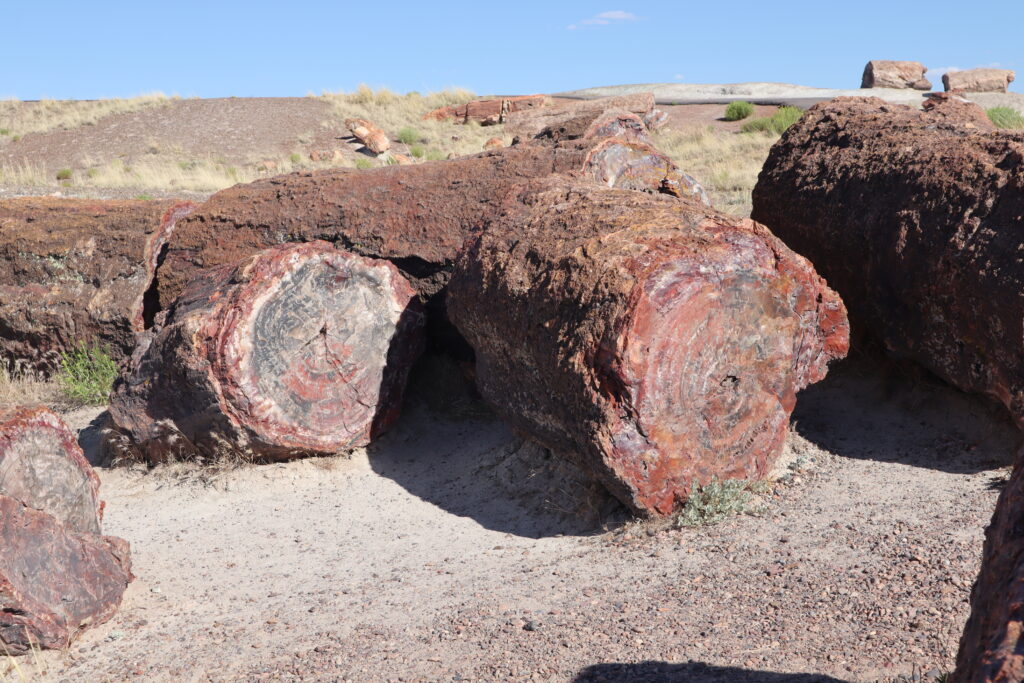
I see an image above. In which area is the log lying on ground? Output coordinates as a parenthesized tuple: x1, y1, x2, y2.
(423, 95, 546, 124)
(0, 494, 132, 654)
(0, 406, 101, 534)
(860, 60, 931, 90)
(751, 96, 1024, 425)
(530, 108, 653, 146)
(345, 117, 390, 154)
(156, 139, 704, 309)
(943, 68, 1015, 93)
(504, 93, 655, 139)
(0, 198, 196, 374)
(953, 448, 1024, 681)
(446, 180, 849, 516)
(109, 242, 424, 464)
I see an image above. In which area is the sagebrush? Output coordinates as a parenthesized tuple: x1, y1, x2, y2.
(724, 101, 754, 121)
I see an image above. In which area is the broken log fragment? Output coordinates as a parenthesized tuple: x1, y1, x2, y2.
(156, 139, 699, 309)
(423, 95, 546, 124)
(345, 117, 391, 154)
(109, 242, 425, 464)
(751, 96, 1024, 425)
(0, 406, 102, 534)
(504, 93, 656, 139)
(0, 494, 132, 655)
(530, 108, 653, 146)
(0, 198, 196, 374)
(446, 180, 849, 516)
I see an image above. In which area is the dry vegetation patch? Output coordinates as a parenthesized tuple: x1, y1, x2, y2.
(0, 92, 174, 138)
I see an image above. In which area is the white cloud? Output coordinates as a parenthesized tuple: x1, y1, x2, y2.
(674, 74, 684, 80)
(568, 10, 637, 29)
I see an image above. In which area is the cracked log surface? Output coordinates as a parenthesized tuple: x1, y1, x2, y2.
(447, 180, 849, 516)
(750, 96, 1024, 425)
(529, 108, 654, 147)
(0, 494, 132, 655)
(0, 197, 196, 374)
(504, 93, 656, 139)
(109, 242, 424, 464)
(156, 139, 700, 311)
(954, 447, 1024, 682)
(0, 406, 102, 535)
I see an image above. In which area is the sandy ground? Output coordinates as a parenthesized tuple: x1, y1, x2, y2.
(21, 353, 1017, 683)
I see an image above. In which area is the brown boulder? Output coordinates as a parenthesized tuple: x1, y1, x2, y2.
(0, 198, 196, 374)
(643, 109, 669, 131)
(0, 494, 132, 654)
(943, 68, 1015, 93)
(483, 137, 504, 150)
(751, 96, 1024, 424)
(109, 242, 424, 464)
(447, 180, 848, 516)
(0, 406, 102, 534)
(505, 93, 656, 139)
(345, 117, 391, 154)
(530, 108, 653, 147)
(861, 60, 932, 90)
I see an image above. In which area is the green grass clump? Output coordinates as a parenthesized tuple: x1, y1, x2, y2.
(134, 194, 154, 200)
(289, 152, 302, 163)
(741, 106, 804, 135)
(409, 144, 426, 159)
(397, 126, 420, 145)
(987, 106, 1024, 129)
(354, 158, 373, 170)
(55, 168, 72, 180)
(57, 344, 118, 405)
(425, 149, 447, 161)
(675, 478, 765, 527)
(724, 101, 754, 121)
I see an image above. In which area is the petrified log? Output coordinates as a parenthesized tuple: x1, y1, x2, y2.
(109, 242, 424, 464)
(530, 108, 653, 146)
(943, 68, 1015, 93)
(953, 448, 1024, 681)
(504, 93, 655, 138)
(0, 198, 195, 374)
(156, 140, 704, 310)
(861, 60, 931, 90)
(483, 137, 504, 150)
(0, 406, 101, 534)
(751, 96, 1024, 425)
(643, 109, 669, 131)
(0, 494, 132, 654)
(345, 117, 390, 154)
(422, 95, 546, 124)
(446, 180, 849, 516)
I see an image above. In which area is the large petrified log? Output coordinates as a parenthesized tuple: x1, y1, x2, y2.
(529, 108, 653, 146)
(155, 140, 705, 310)
(504, 93, 656, 139)
(943, 68, 1015, 93)
(953, 449, 1024, 681)
(446, 180, 849, 516)
(0, 406, 101, 534)
(423, 94, 546, 125)
(0, 494, 132, 654)
(860, 60, 931, 90)
(109, 241, 424, 464)
(751, 96, 1024, 425)
(345, 117, 390, 154)
(0, 198, 195, 374)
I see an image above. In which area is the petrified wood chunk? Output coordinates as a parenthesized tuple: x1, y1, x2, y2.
(446, 180, 849, 516)
(530, 108, 653, 146)
(345, 117, 391, 154)
(861, 60, 931, 90)
(0, 198, 195, 374)
(156, 140, 698, 309)
(109, 242, 424, 464)
(0, 494, 132, 655)
(422, 94, 546, 124)
(504, 93, 656, 139)
(943, 68, 1015, 93)
(751, 96, 1024, 425)
(0, 406, 101, 534)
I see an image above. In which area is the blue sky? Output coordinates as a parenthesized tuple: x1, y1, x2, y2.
(2, 0, 1020, 99)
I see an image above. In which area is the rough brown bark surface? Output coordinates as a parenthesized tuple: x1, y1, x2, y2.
(0, 406, 101, 535)
(110, 242, 424, 464)
(504, 93, 655, 139)
(0, 198, 196, 374)
(0, 494, 132, 655)
(751, 96, 1024, 425)
(529, 108, 653, 146)
(446, 180, 849, 516)
(157, 140, 699, 308)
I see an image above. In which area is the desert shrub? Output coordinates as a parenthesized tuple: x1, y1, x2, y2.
(987, 106, 1024, 130)
(0, 128, 9, 135)
(55, 168, 72, 180)
(289, 152, 302, 163)
(425, 149, 447, 161)
(397, 126, 420, 145)
(741, 106, 803, 135)
(675, 478, 762, 527)
(409, 144, 426, 159)
(354, 158, 373, 170)
(724, 101, 754, 121)
(57, 344, 118, 405)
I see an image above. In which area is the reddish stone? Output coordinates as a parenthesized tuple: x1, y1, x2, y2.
(505, 93, 655, 139)
(530, 108, 653, 147)
(483, 137, 504, 150)
(422, 95, 546, 124)
(643, 109, 669, 131)
(943, 68, 1015, 93)
(861, 60, 931, 90)
(345, 118, 390, 154)
(751, 96, 1024, 425)
(446, 180, 848, 516)
(109, 242, 424, 463)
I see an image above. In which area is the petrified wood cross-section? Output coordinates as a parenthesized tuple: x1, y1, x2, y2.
(447, 180, 849, 516)
(109, 241, 425, 463)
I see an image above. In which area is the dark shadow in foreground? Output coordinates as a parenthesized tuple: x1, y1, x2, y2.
(574, 661, 848, 683)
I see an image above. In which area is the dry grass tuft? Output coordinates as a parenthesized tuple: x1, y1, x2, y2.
(0, 92, 174, 138)
(654, 125, 779, 217)
(0, 368, 59, 409)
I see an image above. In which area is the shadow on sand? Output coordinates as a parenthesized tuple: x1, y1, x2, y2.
(573, 661, 848, 682)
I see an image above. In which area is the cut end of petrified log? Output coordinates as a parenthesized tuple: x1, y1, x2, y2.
(0, 406, 102, 534)
(111, 242, 425, 463)
(582, 139, 710, 205)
